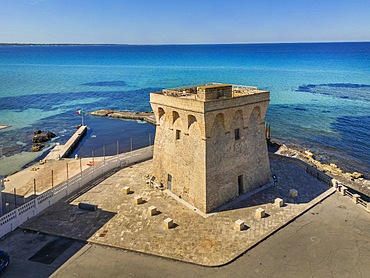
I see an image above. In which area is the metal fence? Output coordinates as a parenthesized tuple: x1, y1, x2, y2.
(0, 146, 153, 238)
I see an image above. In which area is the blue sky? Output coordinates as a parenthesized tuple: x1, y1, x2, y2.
(0, 0, 370, 44)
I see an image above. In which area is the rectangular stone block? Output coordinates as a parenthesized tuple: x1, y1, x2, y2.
(340, 186, 347, 196)
(148, 205, 157, 216)
(134, 196, 143, 205)
(289, 189, 298, 197)
(274, 198, 284, 208)
(122, 186, 130, 195)
(255, 208, 265, 219)
(163, 218, 173, 229)
(234, 219, 245, 231)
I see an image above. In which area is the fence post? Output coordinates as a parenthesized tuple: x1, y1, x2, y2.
(66, 163, 69, 195)
(352, 194, 361, 204)
(14, 188, 17, 209)
(80, 158, 82, 179)
(103, 145, 106, 165)
(34, 179, 36, 198)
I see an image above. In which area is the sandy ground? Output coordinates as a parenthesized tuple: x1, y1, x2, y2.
(3, 156, 105, 197)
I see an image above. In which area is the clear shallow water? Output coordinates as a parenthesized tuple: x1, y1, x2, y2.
(0, 43, 369, 177)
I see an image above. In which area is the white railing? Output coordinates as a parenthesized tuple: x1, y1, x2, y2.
(0, 146, 153, 238)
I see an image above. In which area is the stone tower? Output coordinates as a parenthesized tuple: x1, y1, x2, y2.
(150, 83, 271, 213)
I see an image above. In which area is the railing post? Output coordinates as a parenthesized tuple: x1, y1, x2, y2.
(66, 163, 69, 195)
(352, 194, 361, 204)
(80, 157, 82, 179)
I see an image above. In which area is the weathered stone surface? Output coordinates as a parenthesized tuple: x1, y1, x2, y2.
(20, 157, 334, 266)
(150, 83, 271, 213)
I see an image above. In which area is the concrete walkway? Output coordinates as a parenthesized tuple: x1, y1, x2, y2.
(45, 125, 87, 160)
(22, 155, 334, 266)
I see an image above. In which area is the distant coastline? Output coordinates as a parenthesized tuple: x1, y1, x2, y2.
(0, 43, 126, 47)
(1, 41, 369, 47)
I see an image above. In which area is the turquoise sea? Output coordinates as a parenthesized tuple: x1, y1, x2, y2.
(0, 43, 369, 177)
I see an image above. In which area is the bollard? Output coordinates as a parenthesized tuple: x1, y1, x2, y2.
(148, 206, 157, 216)
(122, 186, 131, 195)
(134, 196, 143, 205)
(163, 218, 173, 229)
(234, 219, 245, 231)
(255, 208, 265, 219)
(274, 198, 284, 208)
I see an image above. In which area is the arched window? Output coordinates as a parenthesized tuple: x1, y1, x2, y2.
(158, 107, 165, 120)
(172, 111, 180, 124)
(188, 115, 197, 129)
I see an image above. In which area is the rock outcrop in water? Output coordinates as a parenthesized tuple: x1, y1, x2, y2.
(271, 141, 370, 199)
(31, 130, 56, 151)
(91, 110, 156, 125)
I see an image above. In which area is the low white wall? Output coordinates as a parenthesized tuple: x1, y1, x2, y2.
(0, 146, 153, 238)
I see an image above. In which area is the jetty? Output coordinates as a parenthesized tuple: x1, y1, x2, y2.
(45, 125, 87, 160)
(91, 110, 156, 125)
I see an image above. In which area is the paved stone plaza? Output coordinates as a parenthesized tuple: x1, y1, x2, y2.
(22, 155, 333, 266)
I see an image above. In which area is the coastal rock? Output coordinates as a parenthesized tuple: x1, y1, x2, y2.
(32, 134, 48, 143)
(31, 130, 56, 147)
(350, 172, 364, 179)
(91, 110, 115, 116)
(90, 109, 156, 125)
(31, 143, 44, 152)
(46, 131, 56, 139)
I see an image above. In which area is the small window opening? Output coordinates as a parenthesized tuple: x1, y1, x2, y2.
(234, 128, 240, 140)
(176, 130, 181, 140)
(238, 174, 244, 195)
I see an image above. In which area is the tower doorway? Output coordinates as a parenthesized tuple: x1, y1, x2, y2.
(167, 174, 172, 190)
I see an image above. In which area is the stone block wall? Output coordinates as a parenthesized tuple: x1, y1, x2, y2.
(150, 85, 271, 213)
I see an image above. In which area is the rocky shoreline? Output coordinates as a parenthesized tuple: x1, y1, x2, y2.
(91, 110, 156, 125)
(268, 140, 370, 199)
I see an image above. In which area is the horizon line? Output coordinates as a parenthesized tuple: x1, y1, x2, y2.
(1, 40, 370, 46)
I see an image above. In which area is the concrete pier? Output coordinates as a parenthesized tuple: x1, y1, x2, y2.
(46, 126, 87, 160)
